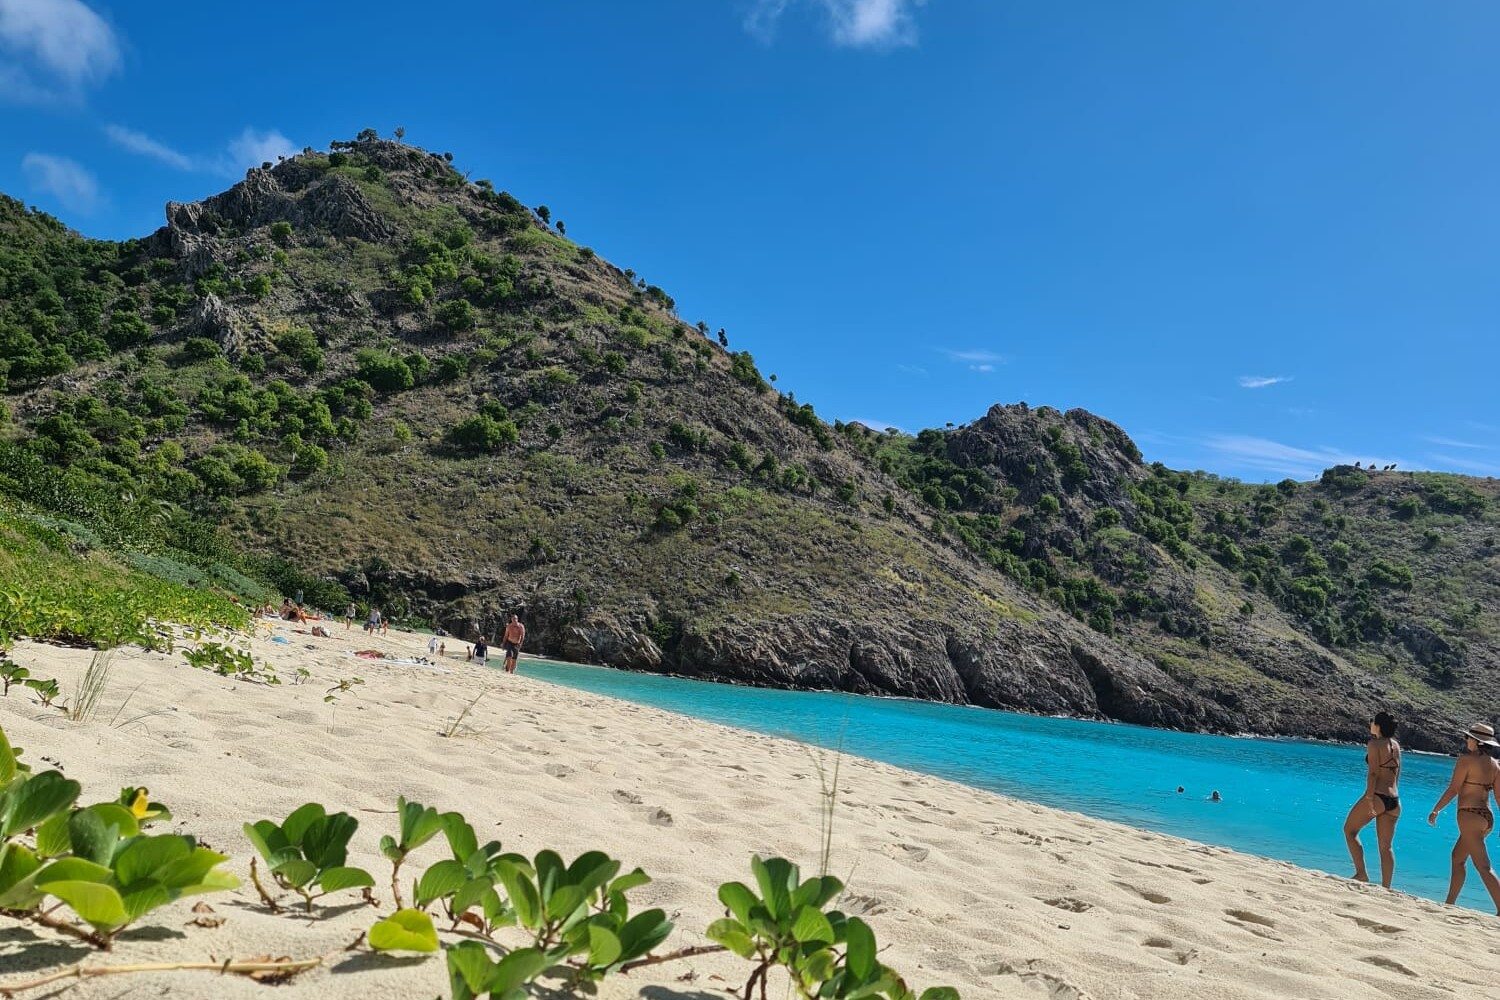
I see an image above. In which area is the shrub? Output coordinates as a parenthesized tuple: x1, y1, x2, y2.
(1367, 559, 1413, 590)
(1037, 494, 1061, 516)
(438, 298, 478, 331)
(448, 415, 519, 452)
(243, 803, 375, 912)
(274, 327, 323, 373)
(356, 349, 415, 393)
(269, 221, 293, 245)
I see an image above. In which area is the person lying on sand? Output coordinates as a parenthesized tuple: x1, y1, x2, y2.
(1428, 722, 1500, 914)
(311, 624, 331, 638)
(1345, 711, 1401, 888)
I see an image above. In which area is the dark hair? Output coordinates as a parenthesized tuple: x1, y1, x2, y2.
(1373, 712, 1398, 738)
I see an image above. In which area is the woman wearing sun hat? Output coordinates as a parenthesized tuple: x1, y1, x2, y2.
(1428, 722, 1500, 913)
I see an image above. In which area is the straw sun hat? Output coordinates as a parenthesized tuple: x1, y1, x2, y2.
(1462, 722, 1499, 747)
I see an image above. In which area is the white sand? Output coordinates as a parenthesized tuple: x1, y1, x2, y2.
(3, 622, 1499, 999)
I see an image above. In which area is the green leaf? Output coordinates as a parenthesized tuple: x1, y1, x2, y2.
(566, 850, 620, 898)
(34, 811, 72, 858)
(844, 916, 878, 980)
(752, 856, 795, 922)
(154, 846, 232, 890)
(414, 859, 468, 907)
(706, 918, 757, 958)
(301, 812, 358, 869)
(791, 904, 835, 945)
(617, 907, 672, 961)
(544, 884, 587, 924)
(800, 947, 837, 983)
(718, 880, 757, 924)
(919, 988, 962, 1000)
(441, 812, 479, 863)
(792, 874, 844, 911)
(378, 833, 401, 862)
(1, 770, 82, 839)
(281, 802, 326, 846)
(84, 803, 140, 839)
(608, 868, 651, 896)
(272, 858, 318, 889)
(398, 797, 444, 851)
(446, 941, 494, 1000)
(0, 726, 16, 785)
(487, 947, 552, 994)
(65, 807, 117, 867)
(243, 819, 287, 863)
(368, 907, 439, 953)
(497, 859, 540, 929)
(43, 879, 128, 932)
(114, 834, 191, 887)
(533, 849, 564, 899)
(0, 842, 42, 906)
(317, 865, 375, 894)
(587, 924, 622, 968)
(120, 880, 173, 923)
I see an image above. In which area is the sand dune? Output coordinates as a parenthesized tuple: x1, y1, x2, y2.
(3, 621, 1499, 999)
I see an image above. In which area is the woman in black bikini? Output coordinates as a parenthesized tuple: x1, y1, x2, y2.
(1344, 711, 1401, 887)
(1428, 722, 1500, 913)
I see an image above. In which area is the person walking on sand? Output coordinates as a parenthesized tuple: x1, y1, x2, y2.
(474, 636, 489, 667)
(1428, 722, 1500, 914)
(428, 635, 438, 655)
(1344, 711, 1402, 887)
(501, 614, 526, 674)
(366, 607, 381, 634)
(343, 603, 356, 630)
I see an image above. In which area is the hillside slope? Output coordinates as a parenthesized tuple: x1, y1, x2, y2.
(1, 134, 1494, 749)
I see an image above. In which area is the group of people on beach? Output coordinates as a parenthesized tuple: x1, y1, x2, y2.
(461, 614, 526, 674)
(1345, 714, 1500, 913)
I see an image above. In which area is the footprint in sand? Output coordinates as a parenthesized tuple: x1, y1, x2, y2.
(1359, 955, 1417, 977)
(612, 790, 643, 805)
(1113, 882, 1171, 905)
(544, 764, 574, 779)
(1340, 914, 1404, 935)
(645, 807, 673, 826)
(1042, 897, 1094, 913)
(1143, 937, 1196, 966)
(886, 843, 929, 863)
(1224, 909, 1282, 941)
(986, 964, 1089, 999)
(842, 894, 888, 916)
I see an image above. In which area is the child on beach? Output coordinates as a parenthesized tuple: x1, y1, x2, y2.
(474, 637, 489, 666)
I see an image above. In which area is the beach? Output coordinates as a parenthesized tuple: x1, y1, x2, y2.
(3, 622, 1498, 1000)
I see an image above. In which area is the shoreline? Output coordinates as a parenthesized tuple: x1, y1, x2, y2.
(2, 624, 1497, 998)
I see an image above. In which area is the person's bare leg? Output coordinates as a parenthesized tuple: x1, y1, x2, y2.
(1447, 833, 1472, 905)
(1375, 811, 1397, 888)
(1343, 799, 1373, 882)
(1465, 825, 1500, 914)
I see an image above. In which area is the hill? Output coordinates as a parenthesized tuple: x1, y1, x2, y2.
(1, 133, 1495, 750)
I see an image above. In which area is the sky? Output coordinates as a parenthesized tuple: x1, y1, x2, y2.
(1, 0, 1497, 482)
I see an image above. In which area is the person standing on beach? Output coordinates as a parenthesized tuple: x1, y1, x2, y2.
(1428, 722, 1500, 913)
(474, 636, 489, 667)
(1344, 711, 1401, 887)
(343, 603, 356, 630)
(501, 614, 526, 674)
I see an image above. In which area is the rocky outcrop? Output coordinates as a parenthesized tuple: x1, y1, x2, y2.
(182, 294, 241, 355)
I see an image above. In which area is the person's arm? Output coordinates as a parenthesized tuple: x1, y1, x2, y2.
(1364, 741, 1378, 796)
(1430, 759, 1466, 825)
(517, 625, 526, 647)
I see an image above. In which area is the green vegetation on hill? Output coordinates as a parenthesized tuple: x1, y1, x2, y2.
(1, 132, 1495, 748)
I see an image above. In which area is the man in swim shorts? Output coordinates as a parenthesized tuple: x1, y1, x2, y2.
(501, 614, 526, 674)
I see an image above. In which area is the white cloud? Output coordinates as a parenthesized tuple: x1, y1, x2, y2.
(21, 152, 99, 212)
(893, 363, 928, 376)
(223, 127, 298, 172)
(0, 0, 120, 102)
(944, 349, 1005, 365)
(1202, 434, 1407, 479)
(745, 0, 925, 48)
(105, 124, 193, 170)
(969, 363, 994, 373)
(1422, 435, 1489, 450)
(1238, 375, 1293, 389)
(1427, 453, 1500, 477)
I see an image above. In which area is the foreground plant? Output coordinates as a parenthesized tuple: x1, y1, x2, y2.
(243, 802, 375, 912)
(709, 856, 959, 1000)
(379, 795, 445, 909)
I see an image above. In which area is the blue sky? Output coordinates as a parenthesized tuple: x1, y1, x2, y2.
(2, 0, 1497, 482)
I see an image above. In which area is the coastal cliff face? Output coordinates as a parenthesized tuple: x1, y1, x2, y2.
(1, 136, 1496, 752)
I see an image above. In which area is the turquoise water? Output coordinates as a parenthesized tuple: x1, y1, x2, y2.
(516, 659, 1495, 911)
